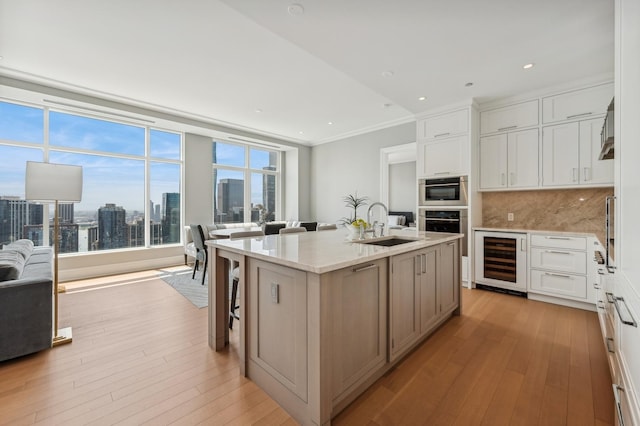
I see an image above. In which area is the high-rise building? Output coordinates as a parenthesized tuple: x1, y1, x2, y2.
(162, 192, 180, 243)
(0, 196, 43, 244)
(57, 203, 74, 224)
(263, 163, 277, 222)
(98, 203, 126, 250)
(127, 218, 145, 247)
(87, 226, 99, 251)
(217, 179, 243, 223)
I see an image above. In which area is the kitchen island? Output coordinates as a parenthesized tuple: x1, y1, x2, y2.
(206, 228, 462, 425)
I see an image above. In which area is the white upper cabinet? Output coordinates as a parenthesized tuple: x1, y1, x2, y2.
(542, 118, 613, 187)
(542, 83, 614, 124)
(480, 100, 539, 135)
(579, 118, 614, 185)
(479, 129, 539, 190)
(542, 122, 580, 186)
(417, 109, 468, 140)
(417, 135, 469, 178)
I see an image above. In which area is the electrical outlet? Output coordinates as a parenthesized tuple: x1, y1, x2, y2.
(507, 213, 514, 221)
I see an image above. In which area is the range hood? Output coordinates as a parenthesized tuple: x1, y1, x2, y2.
(599, 98, 614, 160)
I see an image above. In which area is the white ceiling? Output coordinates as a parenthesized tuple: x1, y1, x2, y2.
(0, 0, 614, 146)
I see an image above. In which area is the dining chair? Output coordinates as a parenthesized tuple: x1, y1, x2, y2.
(189, 224, 208, 286)
(228, 230, 264, 329)
(279, 226, 307, 234)
(262, 222, 286, 235)
(317, 223, 338, 231)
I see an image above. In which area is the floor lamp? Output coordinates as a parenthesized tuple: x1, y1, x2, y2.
(25, 161, 83, 346)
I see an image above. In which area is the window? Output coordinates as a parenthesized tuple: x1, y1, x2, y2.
(0, 100, 182, 252)
(213, 141, 279, 224)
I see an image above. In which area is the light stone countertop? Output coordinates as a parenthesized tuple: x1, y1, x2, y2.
(472, 226, 599, 239)
(206, 227, 462, 274)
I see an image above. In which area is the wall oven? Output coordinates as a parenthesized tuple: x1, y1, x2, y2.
(419, 176, 468, 207)
(474, 231, 527, 294)
(419, 209, 467, 256)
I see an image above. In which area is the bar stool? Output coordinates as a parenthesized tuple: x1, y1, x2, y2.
(228, 230, 264, 329)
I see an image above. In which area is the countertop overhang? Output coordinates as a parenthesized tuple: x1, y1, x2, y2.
(206, 228, 462, 274)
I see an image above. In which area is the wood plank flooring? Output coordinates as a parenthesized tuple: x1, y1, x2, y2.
(0, 271, 614, 425)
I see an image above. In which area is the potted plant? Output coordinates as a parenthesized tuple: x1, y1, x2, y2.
(340, 192, 369, 237)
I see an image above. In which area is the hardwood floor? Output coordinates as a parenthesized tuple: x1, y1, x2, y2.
(0, 271, 614, 425)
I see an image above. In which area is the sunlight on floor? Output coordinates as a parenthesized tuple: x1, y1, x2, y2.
(63, 265, 194, 293)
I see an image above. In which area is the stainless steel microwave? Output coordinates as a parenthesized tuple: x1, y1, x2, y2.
(419, 176, 468, 207)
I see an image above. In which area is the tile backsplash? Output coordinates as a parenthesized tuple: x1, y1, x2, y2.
(482, 187, 614, 243)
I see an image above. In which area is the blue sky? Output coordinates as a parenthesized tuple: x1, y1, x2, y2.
(0, 101, 276, 214)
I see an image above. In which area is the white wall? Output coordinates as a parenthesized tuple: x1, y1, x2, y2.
(184, 133, 214, 226)
(310, 123, 416, 224)
(389, 162, 416, 214)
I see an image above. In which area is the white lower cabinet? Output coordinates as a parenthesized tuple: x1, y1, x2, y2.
(528, 234, 593, 304)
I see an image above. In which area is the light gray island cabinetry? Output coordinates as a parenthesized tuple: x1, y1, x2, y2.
(207, 229, 461, 425)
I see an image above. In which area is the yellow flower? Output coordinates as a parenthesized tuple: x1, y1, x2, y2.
(352, 218, 368, 228)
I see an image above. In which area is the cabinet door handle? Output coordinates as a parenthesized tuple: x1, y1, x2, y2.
(434, 132, 450, 138)
(583, 167, 591, 181)
(606, 337, 615, 353)
(353, 264, 378, 273)
(613, 384, 626, 426)
(606, 292, 615, 303)
(572, 168, 578, 182)
(546, 236, 571, 240)
(545, 272, 573, 279)
(567, 112, 593, 119)
(416, 255, 421, 276)
(612, 296, 638, 327)
(422, 254, 427, 274)
(594, 283, 601, 289)
(509, 172, 515, 186)
(498, 125, 517, 131)
(434, 171, 451, 175)
(545, 250, 572, 255)
(597, 301, 605, 310)
(501, 173, 506, 186)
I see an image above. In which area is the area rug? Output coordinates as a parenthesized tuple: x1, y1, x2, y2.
(160, 270, 208, 309)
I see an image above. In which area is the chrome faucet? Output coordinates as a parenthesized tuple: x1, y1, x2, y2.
(367, 202, 388, 237)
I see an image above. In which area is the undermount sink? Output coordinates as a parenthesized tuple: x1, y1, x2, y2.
(355, 237, 420, 247)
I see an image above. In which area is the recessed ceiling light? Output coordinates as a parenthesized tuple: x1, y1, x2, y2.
(328, 121, 333, 125)
(523, 63, 534, 69)
(418, 96, 427, 101)
(298, 131, 304, 135)
(381, 70, 394, 78)
(255, 108, 262, 113)
(287, 3, 304, 16)
(465, 82, 473, 87)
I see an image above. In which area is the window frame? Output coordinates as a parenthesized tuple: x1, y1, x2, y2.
(0, 98, 184, 253)
(212, 140, 281, 224)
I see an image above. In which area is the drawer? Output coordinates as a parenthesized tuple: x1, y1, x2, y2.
(530, 234, 587, 250)
(530, 248, 587, 274)
(530, 270, 588, 299)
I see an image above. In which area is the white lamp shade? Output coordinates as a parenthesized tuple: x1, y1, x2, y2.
(25, 161, 83, 202)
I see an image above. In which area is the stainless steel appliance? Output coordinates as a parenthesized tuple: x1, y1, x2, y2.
(474, 230, 527, 293)
(605, 195, 616, 272)
(419, 176, 468, 207)
(419, 209, 467, 255)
